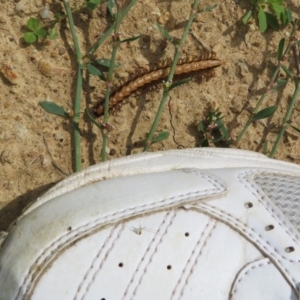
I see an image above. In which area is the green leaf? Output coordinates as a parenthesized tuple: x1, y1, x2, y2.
(168, 78, 190, 91)
(152, 131, 170, 143)
(87, 2, 97, 10)
(27, 18, 40, 32)
(93, 59, 121, 68)
(216, 119, 230, 142)
(269, 0, 284, 4)
(87, 64, 102, 76)
(156, 23, 173, 43)
(87, 0, 101, 10)
(120, 35, 141, 43)
(40, 101, 69, 118)
(258, 7, 267, 32)
(198, 120, 205, 133)
(286, 8, 293, 23)
(212, 135, 223, 143)
(24, 32, 37, 43)
(54, 11, 66, 22)
(280, 9, 287, 24)
(87, 64, 106, 81)
(281, 65, 294, 80)
(271, 79, 287, 90)
(35, 28, 47, 38)
(107, 0, 115, 17)
(277, 38, 285, 61)
(201, 139, 209, 147)
(48, 28, 59, 40)
(265, 12, 279, 30)
(199, 4, 217, 13)
(85, 108, 103, 132)
(271, 3, 287, 24)
(242, 10, 252, 24)
(289, 124, 300, 134)
(252, 105, 277, 121)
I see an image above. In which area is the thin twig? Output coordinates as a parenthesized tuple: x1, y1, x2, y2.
(190, 29, 212, 52)
(43, 136, 69, 176)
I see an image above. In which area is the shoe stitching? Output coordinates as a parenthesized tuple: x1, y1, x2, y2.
(196, 203, 298, 287)
(177, 220, 217, 299)
(73, 224, 124, 300)
(122, 211, 173, 299)
(15, 172, 224, 300)
(229, 258, 271, 298)
(128, 211, 177, 300)
(170, 218, 217, 300)
(240, 170, 300, 245)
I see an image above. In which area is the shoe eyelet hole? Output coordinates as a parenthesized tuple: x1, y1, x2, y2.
(67, 226, 72, 231)
(118, 262, 124, 267)
(244, 202, 253, 209)
(285, 246, 295, 253)
(185, 232, 189, 237)
(167, 265, 172, 270)
(265, 225, 274, 231)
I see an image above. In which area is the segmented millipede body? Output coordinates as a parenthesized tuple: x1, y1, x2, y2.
(93, 53, 222, 116)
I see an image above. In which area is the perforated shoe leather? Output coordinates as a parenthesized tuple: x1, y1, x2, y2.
(0, 148, 299, 300)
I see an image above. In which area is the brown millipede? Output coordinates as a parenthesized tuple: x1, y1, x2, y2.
(93, 53, 222, 116)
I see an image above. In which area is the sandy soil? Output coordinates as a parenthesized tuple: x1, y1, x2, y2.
(1, 0, 300, 231)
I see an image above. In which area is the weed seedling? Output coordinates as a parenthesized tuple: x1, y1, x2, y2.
(243, 0, 288, 32)
(23, 18, 47, 43)
(198, 109, 230, 147)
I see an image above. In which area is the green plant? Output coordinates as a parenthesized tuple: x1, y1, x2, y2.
(39, 0, 138, 170)
(198, 109, 230, 147)
(143, 1, 217, 151)
(23, 18, 47, 43)
(23, 0, 101, 44)
(236, 13, 300, 156)
(243, 0, 288, 32)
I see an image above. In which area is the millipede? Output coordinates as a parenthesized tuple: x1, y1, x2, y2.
(93, 52, 222, 116)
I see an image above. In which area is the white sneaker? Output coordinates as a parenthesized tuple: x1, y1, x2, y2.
(0, 148, 299, 300)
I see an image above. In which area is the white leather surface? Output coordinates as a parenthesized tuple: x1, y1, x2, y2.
(0, 168, 226, 300)
(23, 148, 300, 215)
(0, 148, 299, 300)
(230, 258, 298, 300)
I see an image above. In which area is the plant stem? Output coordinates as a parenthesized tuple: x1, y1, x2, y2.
(87, 0, 137, 55)
(235, 26, 297, 145)
(101, 1, 138, 161)
(269, 80, 300, 158)
(62, 0, 83, 171)
(143, 0, 200, 151)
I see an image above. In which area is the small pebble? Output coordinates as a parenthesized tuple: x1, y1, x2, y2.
(0, 150, 13, 164)
(42, 157, 51, 167)
(58, 47, 66, 55)
(11, 54, 19, 62)
(15, 2, 25, 13)
(50, 51, 58, 58)
(130, 98, 137, 108)
(40, 7, 50, 19)
(109, 148, 116, 155)
(38, 60, 53, 77)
